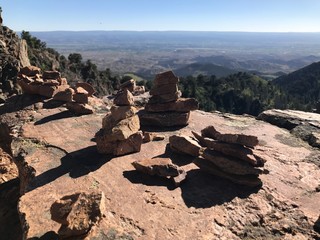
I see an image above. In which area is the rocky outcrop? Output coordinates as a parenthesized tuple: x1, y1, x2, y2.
(0, 24, 30, 100)
(258, 109, 320, 149)
(96, 89, 143, 155)
(140, 71, 198, 127)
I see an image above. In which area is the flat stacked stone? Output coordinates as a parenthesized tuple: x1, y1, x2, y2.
(95, 89, 143, 156)
(192, 126, 266, 187)
(140, 71, 198, 127)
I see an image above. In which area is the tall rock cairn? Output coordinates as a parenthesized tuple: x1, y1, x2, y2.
(96, 89, 143, 156)
(140, 71, 198, 127)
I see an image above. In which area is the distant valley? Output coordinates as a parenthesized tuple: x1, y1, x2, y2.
(30, 31, 320, 80)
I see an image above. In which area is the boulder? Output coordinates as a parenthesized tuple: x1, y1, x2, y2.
(139, 111, 190, 127)
(66, 102, 94, 115)
(153, 70, 179, 86)
(201, 125, 259, 148)
(169, 135, 202, 157)
(42, 70, 61, 80)
(50, 191, 105, 238)
(145, 98, 199, 112)
(114, 89, 134, 106)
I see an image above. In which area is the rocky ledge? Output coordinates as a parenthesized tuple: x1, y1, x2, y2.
(0, 104, 320, 239)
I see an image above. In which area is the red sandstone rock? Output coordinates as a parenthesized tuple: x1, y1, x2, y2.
(53, 88, 74, 102)
(202, 125, 259, 148)
(120, 79, 136, 92)
(153, 70, 179, 86)
(42, 79, 60, 86)
(114, 89, 134, 106)
(194, 157, 262, 187)
(42, 71, 61, 80)
(19, 66, 41, 77)
(169, 134, 202, 157)
(73, 93, 89, 104)
(143, 132, 165, 143)
(149, 83, 178, 96)
(76, 82, 95, 97)
(66, 102, 94, 115)
(148, 91, 182, 104)
(113, 131, 143, 156)
(50, 191, 105, 238)
(145, 98, 199, 112)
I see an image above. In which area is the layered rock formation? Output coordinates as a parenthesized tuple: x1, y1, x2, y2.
(96, 89, 143, 155)
(192, 126, 266, 187)
(0, 23, 30, 101)
(140, 71, 198, 127)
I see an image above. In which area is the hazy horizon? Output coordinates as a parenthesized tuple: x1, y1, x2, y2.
(2, 0, 320, 32)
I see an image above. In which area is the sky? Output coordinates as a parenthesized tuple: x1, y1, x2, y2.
(1, 0, 320, 32)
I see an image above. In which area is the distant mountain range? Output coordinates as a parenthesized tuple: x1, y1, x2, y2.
(27, 31, 320, 79)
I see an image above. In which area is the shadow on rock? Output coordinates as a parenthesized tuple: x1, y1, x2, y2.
(153, 144, 195, 167)
(28, 146, 112, 192)
(29, 231, 59, 240)
(180, 169, 261, 208)
(123, 170, 176, 190)
(314, 215, 320, 234)
(34, 110, 75, 125)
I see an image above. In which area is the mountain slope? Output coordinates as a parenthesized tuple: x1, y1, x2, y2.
(273, 61, 320, 108)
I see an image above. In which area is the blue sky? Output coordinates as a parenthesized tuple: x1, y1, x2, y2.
(1, 0, 320, 32)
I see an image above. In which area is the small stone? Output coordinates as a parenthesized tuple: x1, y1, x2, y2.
(114, 89, 134, 106)
(143, 132, 165, 143)
(73, 93, 89, 104)
(148, 91, 182, 104)
(76, 82, 95, 96)
(173, 169, 187, 187)
(66, 102, 94, 115)
(113, 131, 143, 156)
(120, 79, 136, 92)
(53, 88, 74, 102)
(75, 86, 88, 95)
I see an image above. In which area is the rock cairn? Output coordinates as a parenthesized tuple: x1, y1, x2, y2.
(192, 126, 266, 187)
(140, 71, 198, 127)
(120, 78, 145, 96)
(96, 89, 143, 156)
(169, 125, 267, 187)
(17, 66, 95, 114)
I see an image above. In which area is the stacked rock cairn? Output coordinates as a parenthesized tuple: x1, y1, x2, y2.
(17, 66, 95, 114)
(95, 89, 143, 156)
(140, 70, 198, 127)
(192, 126, 266, 187)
